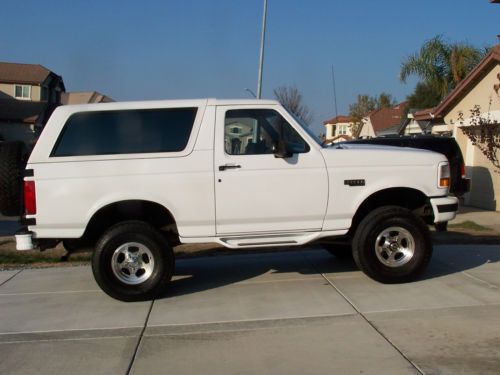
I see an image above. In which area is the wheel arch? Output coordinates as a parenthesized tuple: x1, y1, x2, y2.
(81, 199, 179, 248)
(349, 187, 429, 236)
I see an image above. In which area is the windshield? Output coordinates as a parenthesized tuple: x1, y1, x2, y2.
(284, 109, 323, 147)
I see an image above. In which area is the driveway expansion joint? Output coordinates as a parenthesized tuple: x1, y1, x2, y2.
(126, 299, 154, 375)
(145, 313, 358, 337)
(299, 250, 425, 375)
(0, 269, 23, 288)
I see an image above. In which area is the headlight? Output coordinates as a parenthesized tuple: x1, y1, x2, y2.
(438, 162, 450, 188)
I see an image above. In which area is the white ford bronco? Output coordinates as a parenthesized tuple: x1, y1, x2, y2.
(16, 99, 458, 301)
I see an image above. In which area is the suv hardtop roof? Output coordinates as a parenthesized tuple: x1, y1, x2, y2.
(58, 98, 281, 113)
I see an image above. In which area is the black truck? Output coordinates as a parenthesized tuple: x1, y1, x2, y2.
(340, 135, 470, 198)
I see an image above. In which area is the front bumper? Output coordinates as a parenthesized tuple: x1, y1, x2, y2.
(430, 196, 459, 223)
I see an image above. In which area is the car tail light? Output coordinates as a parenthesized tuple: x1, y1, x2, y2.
(438, 162, 450, 189)
(24, 181, 36, 215)
(460, 163, 466, 178)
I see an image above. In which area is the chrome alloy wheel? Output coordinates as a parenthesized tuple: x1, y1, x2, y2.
(111, 242, 155, 285)
(375, 226, 415, 268)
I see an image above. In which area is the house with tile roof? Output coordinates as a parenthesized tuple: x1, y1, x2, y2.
(413, 44, 500, 210)
(322, 115, 354, 142)
(0, 62, 65, 103)
(0, 62, 65, 143)
(357, 102, 407, 138)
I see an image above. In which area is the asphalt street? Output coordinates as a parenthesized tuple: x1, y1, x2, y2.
(1, 244, 500, 374)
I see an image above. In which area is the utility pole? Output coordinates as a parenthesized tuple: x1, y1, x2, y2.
(257, 0, 268, 99)
(331, 65, 338, 117)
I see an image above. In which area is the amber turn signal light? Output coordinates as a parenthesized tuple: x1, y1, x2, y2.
(439, 178, 450, 188)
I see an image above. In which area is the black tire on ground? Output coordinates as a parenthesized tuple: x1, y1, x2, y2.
(0, 141, 24, 216)
(435, 222, 448, 232)
(352, 206, 432, 284)
(324, 243, 353, 259)
(92, 220, 175, 302)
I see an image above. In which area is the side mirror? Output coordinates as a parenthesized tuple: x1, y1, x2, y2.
(274, 140, 293, 158)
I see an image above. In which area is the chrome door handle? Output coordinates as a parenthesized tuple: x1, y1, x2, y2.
(218, 164, 241, 171)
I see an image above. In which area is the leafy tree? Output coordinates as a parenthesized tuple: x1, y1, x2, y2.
(407, 81, 442, 109)
(273, 85, 312, 125)
(400, 35, 487, 98)
(377, 92, 397, 109)
(348, 93, 396, 134)
(349, 95, 377, 125)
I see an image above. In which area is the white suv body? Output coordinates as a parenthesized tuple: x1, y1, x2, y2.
(17, 99, 457, 300)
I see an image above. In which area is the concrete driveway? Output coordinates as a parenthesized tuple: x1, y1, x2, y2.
(1, 244, 500, 375)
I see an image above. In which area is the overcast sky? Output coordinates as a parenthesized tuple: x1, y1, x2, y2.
(1, 0, 498, 135)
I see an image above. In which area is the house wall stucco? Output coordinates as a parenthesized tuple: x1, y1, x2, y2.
(0, 83, 16, 98)
(324, 123, 334, 139)
(444, 63, 500, 211)
(0, 82, 42, 101)
(358, 118, 375, 138)
(445, 65, 500, 125)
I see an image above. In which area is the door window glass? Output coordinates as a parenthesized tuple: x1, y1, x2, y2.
(224, 109, 309, 155)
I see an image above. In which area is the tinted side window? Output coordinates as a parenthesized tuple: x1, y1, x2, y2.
(224, 109, 309, 155)
(52, 108, 197, 157)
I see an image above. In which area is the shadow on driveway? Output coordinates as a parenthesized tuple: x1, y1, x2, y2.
(158, 244, 500, 300)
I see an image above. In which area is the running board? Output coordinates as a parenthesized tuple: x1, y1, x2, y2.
(180, 229, 349, 249)
(221, 237, 299, 247)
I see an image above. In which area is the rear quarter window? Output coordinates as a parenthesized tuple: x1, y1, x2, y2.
(51, 107, 197, 157)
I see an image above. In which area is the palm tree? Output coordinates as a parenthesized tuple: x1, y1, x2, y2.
(400, 36, 487, 99)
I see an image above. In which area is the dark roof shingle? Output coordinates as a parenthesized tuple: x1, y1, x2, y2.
(0, 62, 53, 85)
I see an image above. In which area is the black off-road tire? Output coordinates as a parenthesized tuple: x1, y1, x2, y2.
(435, 222, 448, 232)
(92, 221, 175, 302)
(324, 243, 353, 259)
(0, 141, 25, 216)
(352, 206, 432, 284)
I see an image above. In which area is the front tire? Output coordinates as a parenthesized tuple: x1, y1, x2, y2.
(352, 206, 432, 283)
(92, 221, 174, 301)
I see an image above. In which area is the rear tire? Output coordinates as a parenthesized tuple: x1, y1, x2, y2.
(92, 221, 174, 301)
(0, 141, 25, 216)
(352, 206, 432, 283)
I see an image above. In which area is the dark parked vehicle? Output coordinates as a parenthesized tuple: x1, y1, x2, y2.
(341, 135, 470, 198)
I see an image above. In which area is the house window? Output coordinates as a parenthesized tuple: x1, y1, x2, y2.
(15, 85, 31, 100)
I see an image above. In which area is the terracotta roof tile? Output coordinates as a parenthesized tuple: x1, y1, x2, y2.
(369, 102, 407, 133)
(323, 115, 353, 125)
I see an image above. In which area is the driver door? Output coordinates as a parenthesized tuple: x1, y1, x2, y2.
(214, 105, 328, 234)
